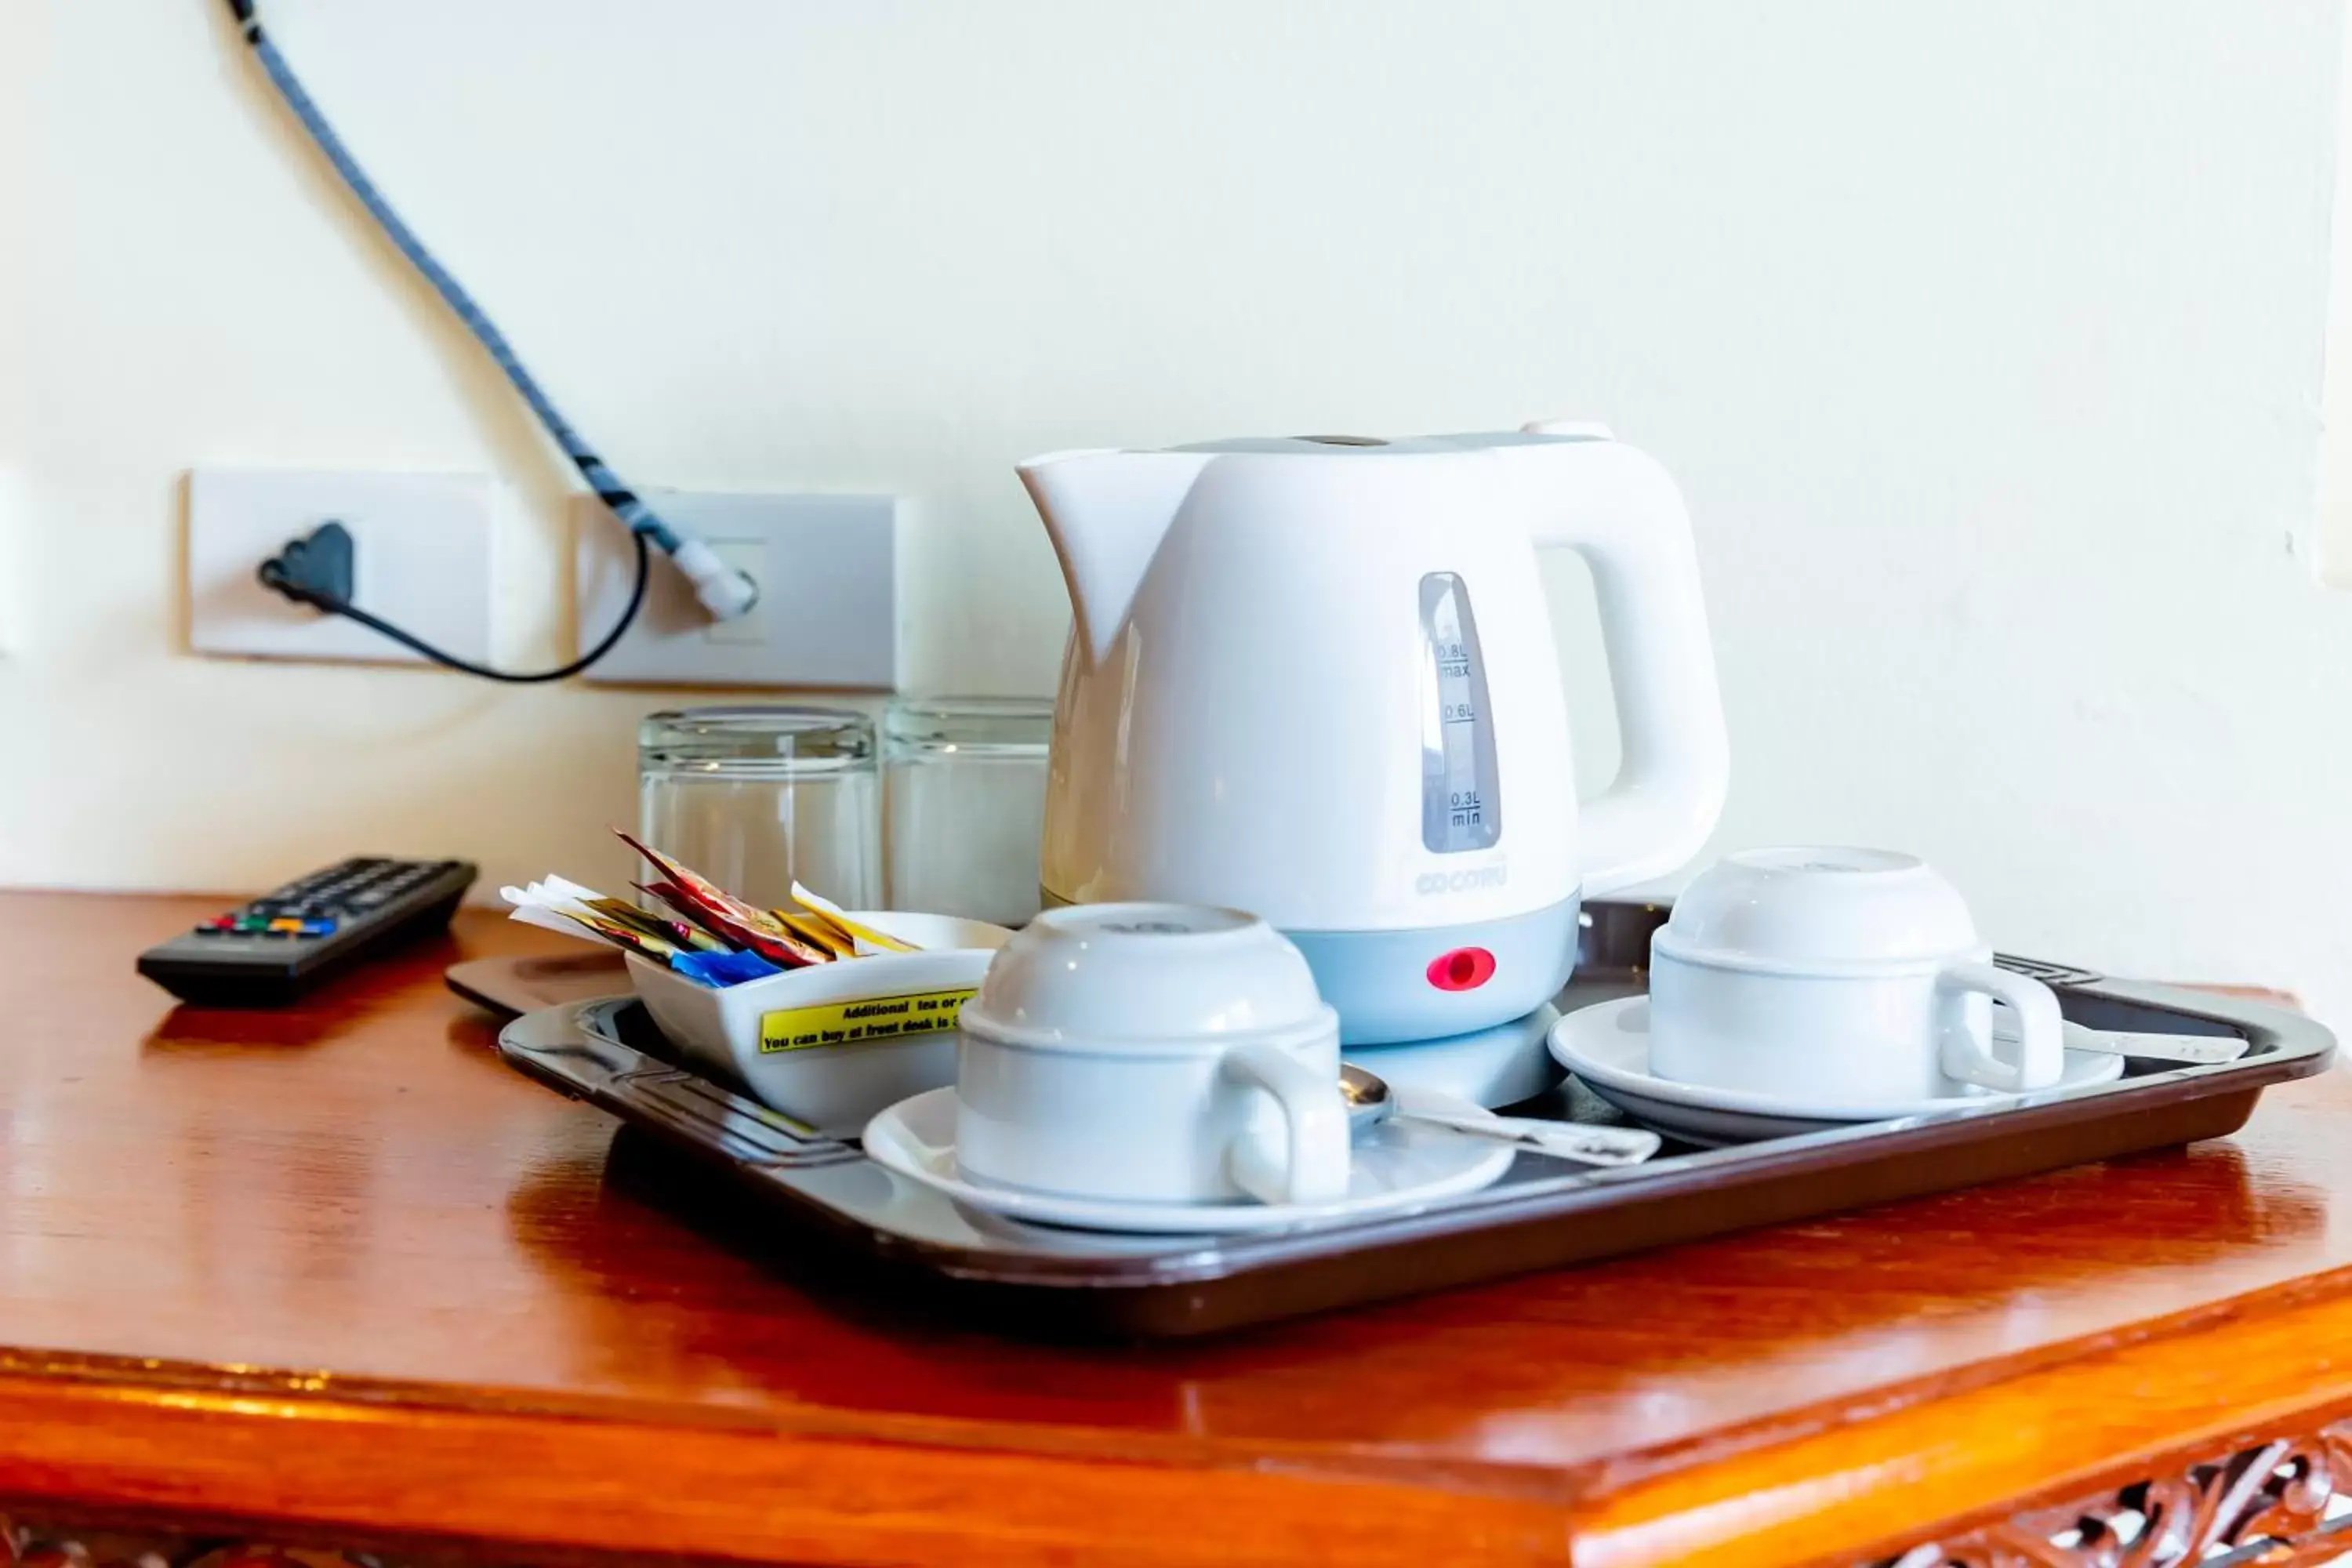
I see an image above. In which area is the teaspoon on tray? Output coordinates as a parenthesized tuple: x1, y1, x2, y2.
(2027, 1021, 2248, 1066)
(1338, 1064, 1662, 1167)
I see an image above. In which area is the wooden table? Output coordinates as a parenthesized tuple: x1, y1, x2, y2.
(3, 893, 2351, 1567)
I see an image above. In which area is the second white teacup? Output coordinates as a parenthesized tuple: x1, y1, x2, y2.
(952, 902, 1351, 1207)
(1647, 847, 2063, 1105)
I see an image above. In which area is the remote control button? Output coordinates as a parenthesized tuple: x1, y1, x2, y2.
(233, 916, 270, 933)
(300, 919, 337, 936)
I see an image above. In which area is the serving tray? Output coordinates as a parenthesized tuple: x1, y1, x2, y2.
(474, 902, 2336, 1338)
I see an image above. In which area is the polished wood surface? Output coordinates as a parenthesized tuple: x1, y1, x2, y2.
(2, 891, 2350, 1566)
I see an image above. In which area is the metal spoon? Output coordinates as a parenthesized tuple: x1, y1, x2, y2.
(1338, 1065, 1661, 1167)
(2013, 1020, 2249, 1066)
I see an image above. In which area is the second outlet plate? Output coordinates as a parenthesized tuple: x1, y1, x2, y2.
(575, 492, 897, 688)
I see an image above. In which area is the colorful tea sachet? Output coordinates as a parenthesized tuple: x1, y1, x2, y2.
(500, 831, 926, 988)
(670, 948, 786, 986)
(791, 882, 917, 955)
(612, 832, 835, 967)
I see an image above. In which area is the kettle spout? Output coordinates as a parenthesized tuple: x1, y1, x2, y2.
(1018, 448, 1211, 666)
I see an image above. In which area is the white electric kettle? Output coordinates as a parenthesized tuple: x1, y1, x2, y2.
(1019, 421, 1729, 1044)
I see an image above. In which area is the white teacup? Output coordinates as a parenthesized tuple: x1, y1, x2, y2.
(1647, 847, 2063, 1105)
(952, 902, 1350, 1206)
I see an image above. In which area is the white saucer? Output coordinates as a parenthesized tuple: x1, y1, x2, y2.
(1344, 1004, 1564, 1108)
(860, 1085, 1516, 1235)
(1547, 996, 2127, 1146)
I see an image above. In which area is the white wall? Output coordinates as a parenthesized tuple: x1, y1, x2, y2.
(6, 2, 2350, 1018)
(2321, 0, 2352, 587)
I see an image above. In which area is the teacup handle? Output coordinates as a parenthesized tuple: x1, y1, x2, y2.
(1936, 962, 2064, 1094)
(1220, 1044, 1351, 1205)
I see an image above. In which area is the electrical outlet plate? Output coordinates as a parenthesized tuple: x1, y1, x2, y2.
(575, 492, 897, 688)
(186, 467, 493, 666)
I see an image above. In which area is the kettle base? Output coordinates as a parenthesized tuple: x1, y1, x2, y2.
(1283, 895, 1584, 1046)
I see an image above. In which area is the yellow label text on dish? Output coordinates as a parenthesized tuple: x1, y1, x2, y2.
(758, 987, 977, 1053)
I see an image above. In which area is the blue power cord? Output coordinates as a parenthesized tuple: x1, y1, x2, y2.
(224, 0, 758, 680)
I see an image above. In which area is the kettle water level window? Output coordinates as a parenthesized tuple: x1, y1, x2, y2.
(1419, 572, 1501, 855)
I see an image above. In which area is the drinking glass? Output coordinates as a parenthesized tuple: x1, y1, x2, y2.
(637, 706, 881, 912)
(883, 696, 1052, 925)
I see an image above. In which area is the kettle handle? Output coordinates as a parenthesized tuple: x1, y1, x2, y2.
(1518, 428, 1730, 897)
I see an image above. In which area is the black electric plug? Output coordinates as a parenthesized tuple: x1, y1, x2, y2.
(249, 509, 654, 682)
(256, 521, 356, 609)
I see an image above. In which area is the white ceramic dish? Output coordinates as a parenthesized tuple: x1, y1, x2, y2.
(1648, 847, 2065, 1102)
(953, 902, 1350, 1206)
(1548, 996, 2125, 1145)
(626, 911, 1014, 1137)
(1343, 1005, 1564, 1108)
(862, 1083, 1516, 1235)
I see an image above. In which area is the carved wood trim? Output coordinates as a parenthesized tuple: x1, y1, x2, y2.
(1, 1516, 414, 1568)
(1883, 1420, 2352, 1567)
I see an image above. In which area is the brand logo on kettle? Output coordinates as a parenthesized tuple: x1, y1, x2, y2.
(1416, 864, 1508, 895)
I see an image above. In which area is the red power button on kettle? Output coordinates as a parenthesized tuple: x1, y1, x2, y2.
(1426, 947, 1497, 991)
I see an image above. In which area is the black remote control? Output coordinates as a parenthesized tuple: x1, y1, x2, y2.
(138, 857, 478, 1007)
